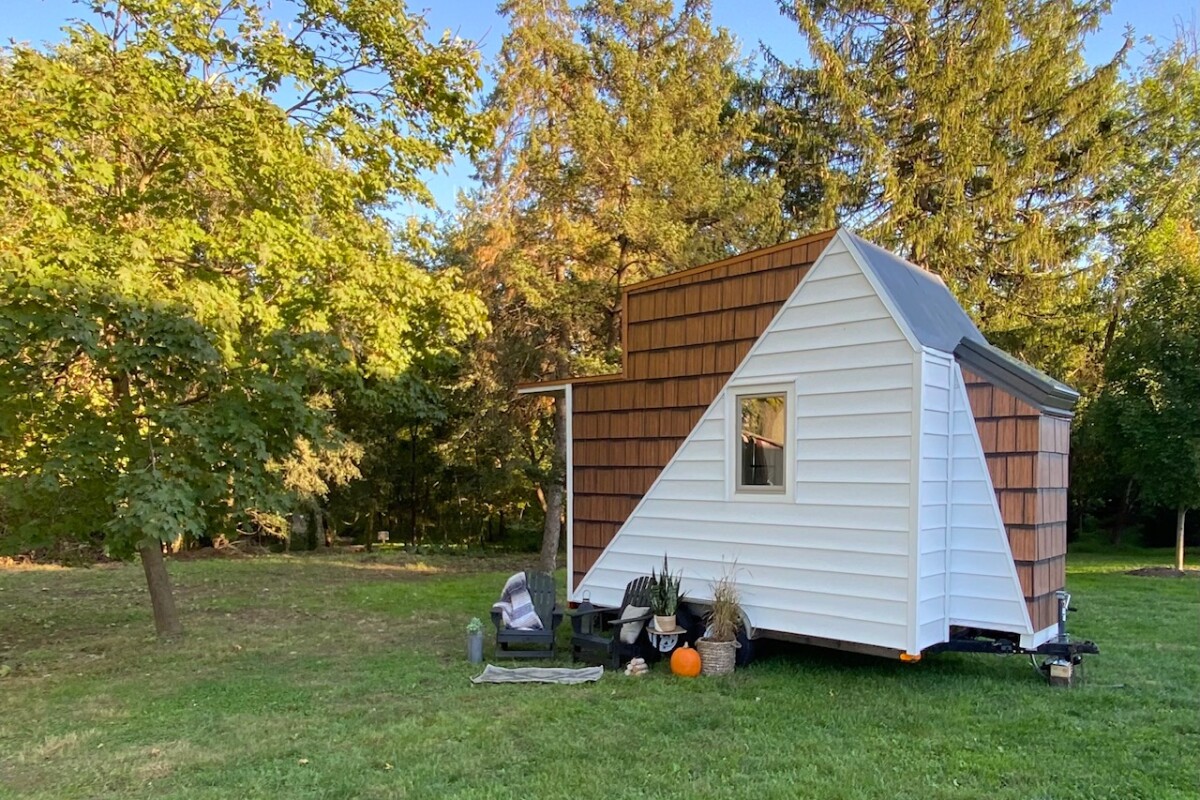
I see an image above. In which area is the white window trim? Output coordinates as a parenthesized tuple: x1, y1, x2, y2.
(726, 381, 796, 503)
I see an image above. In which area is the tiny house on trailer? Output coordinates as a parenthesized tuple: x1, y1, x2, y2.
(520, 229, 1096, 662)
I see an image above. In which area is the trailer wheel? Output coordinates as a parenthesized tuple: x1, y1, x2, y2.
(735, 628, 755, 667)
(676, 604, 704, 646)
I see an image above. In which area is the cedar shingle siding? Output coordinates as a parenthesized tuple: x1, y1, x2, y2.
(571, 232, 835, 578)
(962, 367, 1070, 631)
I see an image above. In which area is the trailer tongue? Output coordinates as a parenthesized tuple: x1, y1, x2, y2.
(925, 590, 1098, 685)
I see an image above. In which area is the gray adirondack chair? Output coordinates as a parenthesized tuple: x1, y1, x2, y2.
(490, 571, 563, 659)
(568, 576, 655, 668)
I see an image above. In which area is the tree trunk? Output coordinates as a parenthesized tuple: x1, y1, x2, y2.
(410, 423, 418, 546)
(539, 483, 564, 574)
(607, 234, 631, 352)
(542, 479, 564, 573)
(301, 505, 319, 550)
(314, 505, 327, 548)
(538, 394, 567, 573)
(138, 539, 182, 638)
(289, 511, 306, 552)
(1176, 506, 1187, 572)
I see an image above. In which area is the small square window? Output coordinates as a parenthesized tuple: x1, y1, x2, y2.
(737, 393, 787, 492)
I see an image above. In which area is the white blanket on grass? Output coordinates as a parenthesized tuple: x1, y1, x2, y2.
(470, 665, 603, 685)
(492, 572, 543, 630)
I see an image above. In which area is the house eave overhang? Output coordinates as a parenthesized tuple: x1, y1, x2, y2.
(954, 338, 1080, 416)
(516, 374, 622, 394)
(516, 383, 570, 395)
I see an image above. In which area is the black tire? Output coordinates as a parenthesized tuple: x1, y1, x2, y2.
(735, 628, 755, 667)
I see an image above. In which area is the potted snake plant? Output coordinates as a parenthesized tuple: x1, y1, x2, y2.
(649, 554, 685, 632)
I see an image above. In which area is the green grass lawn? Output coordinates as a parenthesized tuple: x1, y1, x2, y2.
(1, 549, 1197, 800)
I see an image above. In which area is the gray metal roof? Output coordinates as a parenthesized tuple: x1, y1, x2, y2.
(841, 229, 1079, 414)
(843, 230, 987, 353)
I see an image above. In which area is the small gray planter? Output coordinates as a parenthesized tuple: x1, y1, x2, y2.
(467, 632, 484, 663)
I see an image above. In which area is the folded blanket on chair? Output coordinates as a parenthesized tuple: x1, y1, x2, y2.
(492, 572, 543, 630)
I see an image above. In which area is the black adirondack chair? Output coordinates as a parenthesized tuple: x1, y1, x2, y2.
(491, 571, 563, 659)
(568, 576, 655, 668)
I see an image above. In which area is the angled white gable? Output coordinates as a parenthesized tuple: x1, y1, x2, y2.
(945, 362, 1034, 636)
(574, 230, 1034, 655)
(915, 354, 1033, 651)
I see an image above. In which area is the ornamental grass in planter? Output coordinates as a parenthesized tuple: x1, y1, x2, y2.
(697, 571, 742, 675)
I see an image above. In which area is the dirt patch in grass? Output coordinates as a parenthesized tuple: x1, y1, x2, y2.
(1125, 566, 1200, 578)
(21, 729, 102, 763)
(0, 558, 68, 571)
(170, 542, 272, 560)
(2, 541, 118, 568)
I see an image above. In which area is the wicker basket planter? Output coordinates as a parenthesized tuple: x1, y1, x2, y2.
(696, 637, 737, 675)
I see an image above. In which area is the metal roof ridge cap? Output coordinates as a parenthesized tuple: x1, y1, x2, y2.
(954, 338, 1080, 412)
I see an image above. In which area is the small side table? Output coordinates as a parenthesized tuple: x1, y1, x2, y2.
(645, 623, 687, 655)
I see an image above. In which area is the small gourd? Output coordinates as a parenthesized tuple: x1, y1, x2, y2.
(670, 643, 701, 678)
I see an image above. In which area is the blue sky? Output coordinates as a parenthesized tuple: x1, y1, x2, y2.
(7, 0, 1197, 216)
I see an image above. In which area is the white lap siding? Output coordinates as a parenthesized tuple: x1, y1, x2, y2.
(576, 239, 919, 652)
(945, 363, 1033, 635)
(916, 350, 954, 650)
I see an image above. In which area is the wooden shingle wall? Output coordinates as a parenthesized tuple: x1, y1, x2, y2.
(571, 233, 835, 580)
(961, 367, 1071, 632)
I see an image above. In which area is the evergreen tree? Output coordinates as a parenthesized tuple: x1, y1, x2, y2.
(573, 0, 785, 343)
(459, 0, 781, 571)
(756, 0, 1129, 377)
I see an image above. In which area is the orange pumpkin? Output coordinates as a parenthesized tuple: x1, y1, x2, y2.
(670, 643, 702, 678)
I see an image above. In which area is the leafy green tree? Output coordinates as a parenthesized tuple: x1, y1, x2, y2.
(1077, 39, 1200, 553)
(1100, 222, 1200, 569)
(1099, 39, 1200, 363)
(0, 0, 487, 634)
(754, 0, 1128, 377)
(461, 0, 783, 571)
